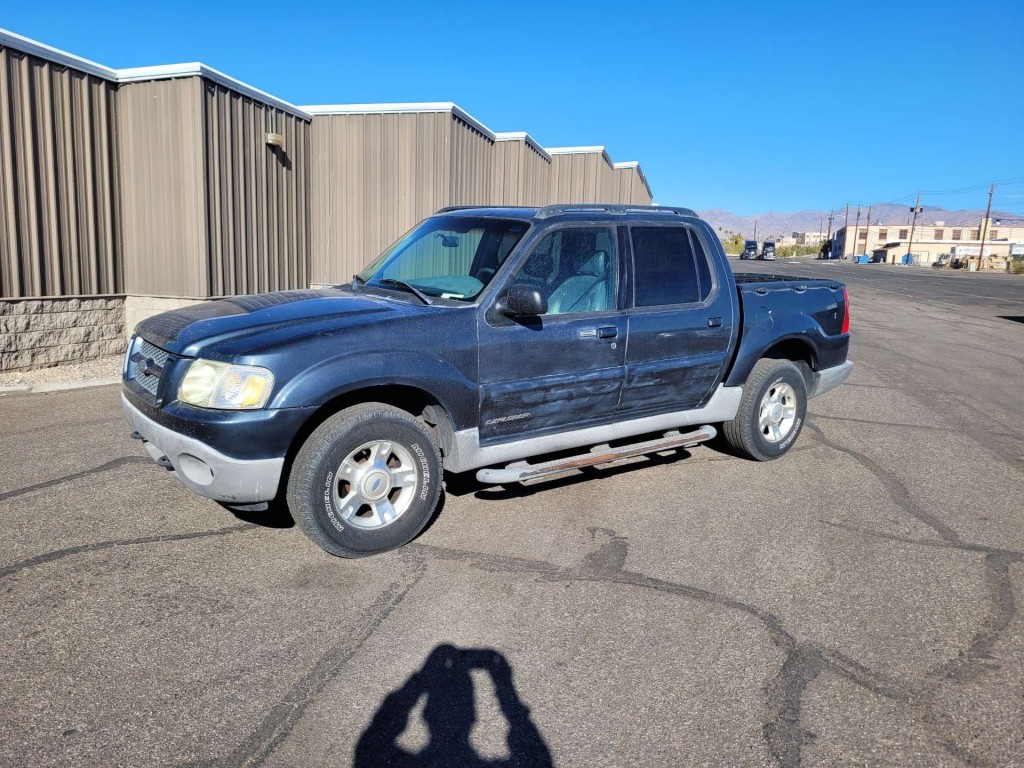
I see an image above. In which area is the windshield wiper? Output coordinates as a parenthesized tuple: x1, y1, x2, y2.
(376, 278, 433, 305)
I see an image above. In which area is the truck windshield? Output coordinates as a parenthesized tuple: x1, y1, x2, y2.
(357, 216, 530, 301)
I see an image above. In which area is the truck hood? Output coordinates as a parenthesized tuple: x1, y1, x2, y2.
(134, 288, 422, 359)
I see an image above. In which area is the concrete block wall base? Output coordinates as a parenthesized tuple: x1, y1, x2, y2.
(0, 297, 125, 372)
(124, 296, 203, 339)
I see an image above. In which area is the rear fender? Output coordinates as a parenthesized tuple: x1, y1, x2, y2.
(724, 327, 823, 388)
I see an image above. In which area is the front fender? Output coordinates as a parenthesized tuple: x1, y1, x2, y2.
(269, 350, 478, 431)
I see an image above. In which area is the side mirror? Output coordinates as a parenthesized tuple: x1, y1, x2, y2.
(498, 284, 547, 317)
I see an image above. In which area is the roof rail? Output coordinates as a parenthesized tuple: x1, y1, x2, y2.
(435, 205, 536, 214)
(535, 204, 696, 219)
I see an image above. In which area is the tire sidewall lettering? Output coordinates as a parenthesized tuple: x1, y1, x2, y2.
(320, 425, 437, 535)
(757, 372, 804, 455)
(410, 442, 431, 501)
(323, 469, 345, 532)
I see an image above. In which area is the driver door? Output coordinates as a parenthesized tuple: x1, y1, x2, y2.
(477, 225, 627, 444)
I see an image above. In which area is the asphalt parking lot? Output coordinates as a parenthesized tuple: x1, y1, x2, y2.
(2, 260, 1023, 767)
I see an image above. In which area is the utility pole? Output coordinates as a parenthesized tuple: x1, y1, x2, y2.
(863, 205, 872, 260)
(851, 206, 861, 261)
(906, 192, 922, 267)
(825, 209, 835, 259)
(841, 203, 850, 260)
(977, 183, 995, 270)
(753, 219, 758, 242)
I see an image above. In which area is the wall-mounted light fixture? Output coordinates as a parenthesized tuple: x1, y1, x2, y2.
(266, 132, 284, 148)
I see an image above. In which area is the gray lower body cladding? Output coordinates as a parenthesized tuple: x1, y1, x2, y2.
(445, 384, 743, 474)
(122, 394, 284, 504)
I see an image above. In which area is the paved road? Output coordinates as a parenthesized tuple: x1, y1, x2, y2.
(2, 265, 1023, 767)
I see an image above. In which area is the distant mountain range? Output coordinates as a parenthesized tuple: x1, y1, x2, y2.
(698, 204, 1021, 240)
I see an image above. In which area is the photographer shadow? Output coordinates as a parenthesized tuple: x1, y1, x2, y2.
(354, 644, 554, 768)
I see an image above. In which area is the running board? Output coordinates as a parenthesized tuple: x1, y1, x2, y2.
(475, 425, 717, 485)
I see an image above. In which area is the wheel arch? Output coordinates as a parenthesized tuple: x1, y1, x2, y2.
(759, 337, 817, 391)
(724, 334, 819, 391)
(279, 384, 457, 501)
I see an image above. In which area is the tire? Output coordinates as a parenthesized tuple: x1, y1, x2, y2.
(722, 359, 807, 461)
(287, 403, 443, 557)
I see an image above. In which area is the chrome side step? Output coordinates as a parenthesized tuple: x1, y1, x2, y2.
(475, 425, 717, 485)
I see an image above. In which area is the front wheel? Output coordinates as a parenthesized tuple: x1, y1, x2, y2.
(287, 403, 443, 557)
(721, 359, 807, 461)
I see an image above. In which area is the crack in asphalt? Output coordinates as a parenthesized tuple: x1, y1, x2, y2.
(810, 413, 1019, 441)
(805, 422, 962, 543)
(0, 415, 124, 438)
(0, 455, 151, 502)
(0, 523, 256, 579)
(408, 528, 911, 768)
(810, 424, 1022, 768)
(183, 554, 429, 768)
(851, 342, 1021, 436)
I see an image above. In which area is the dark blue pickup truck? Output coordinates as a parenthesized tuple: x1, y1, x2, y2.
(123, 205, 852, 557)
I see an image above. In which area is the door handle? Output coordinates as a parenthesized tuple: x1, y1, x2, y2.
(597, 326, 618, 339)
(707, 317, 723, 328)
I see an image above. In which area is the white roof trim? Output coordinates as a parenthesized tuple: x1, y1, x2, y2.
(0, 28, 649, 189)
(118, 63, 310, 119)
(493, 132, 552, 161)
(611, 161, 652, 197)
(0, 27, 310, 120)
(0, 28, 117, 79)
(546, 145, 614, 166)
(301, 102, 496, 140)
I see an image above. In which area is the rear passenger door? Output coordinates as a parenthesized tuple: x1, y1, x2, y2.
(619, 224, 736, 415)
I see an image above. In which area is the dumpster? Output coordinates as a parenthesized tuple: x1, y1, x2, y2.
(856, 255, 870, 264)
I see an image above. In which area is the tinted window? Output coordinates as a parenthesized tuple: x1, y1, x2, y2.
(513, 227, 618, 315)
(690, 230, 713, 299)
(631, 227, 709, 306)
(357, 217, 528, 300)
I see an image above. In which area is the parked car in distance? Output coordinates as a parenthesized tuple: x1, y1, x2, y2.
(122, 204, 852, 558)
(740, 240, 759, 260)
(759, 241, 777, 260)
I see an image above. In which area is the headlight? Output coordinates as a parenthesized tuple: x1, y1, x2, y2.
(178, 360, 275, 409)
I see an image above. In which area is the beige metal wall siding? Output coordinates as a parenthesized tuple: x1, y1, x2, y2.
(550, 152, 618, 203)
(117, 77, 208, 297)
(491, 140, 552, 206)
(447, 115, 494, 207)
(522, 143, 553, 205)
(615, 166, 653, 205)
(202, 81, 311, 296)
(0, 45, 121, 299)
(310, 112, 450, 285)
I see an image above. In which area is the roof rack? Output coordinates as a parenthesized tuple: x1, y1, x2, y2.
(535, 204, 696, 219)
(435, 205, 536, 213)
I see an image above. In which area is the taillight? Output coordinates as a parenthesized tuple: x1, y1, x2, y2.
(841, 287, 850, 334)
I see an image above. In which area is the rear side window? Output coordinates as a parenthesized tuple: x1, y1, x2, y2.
(631, 227, 712, 306)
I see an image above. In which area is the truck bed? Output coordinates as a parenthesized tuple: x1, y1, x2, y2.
(722, 272, 849, 386)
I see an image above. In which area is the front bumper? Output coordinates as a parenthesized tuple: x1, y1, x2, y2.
(809, 361, 853, 398)
(122, 394, 284, 503)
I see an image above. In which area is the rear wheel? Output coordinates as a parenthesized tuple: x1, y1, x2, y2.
(722, 359, 807, 461)
(287, 403, 443, 557)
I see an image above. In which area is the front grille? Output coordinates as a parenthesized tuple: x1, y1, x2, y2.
(125, 336, 171, 401)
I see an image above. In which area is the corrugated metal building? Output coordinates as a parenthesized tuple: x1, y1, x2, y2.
(118, 71, 311, 298)
(0, 28, 655, 370)
(0, 39, 121, 299)
(304, 104, 653, 283)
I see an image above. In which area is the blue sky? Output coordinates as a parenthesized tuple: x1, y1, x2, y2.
(5, 0, 1023, 215)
